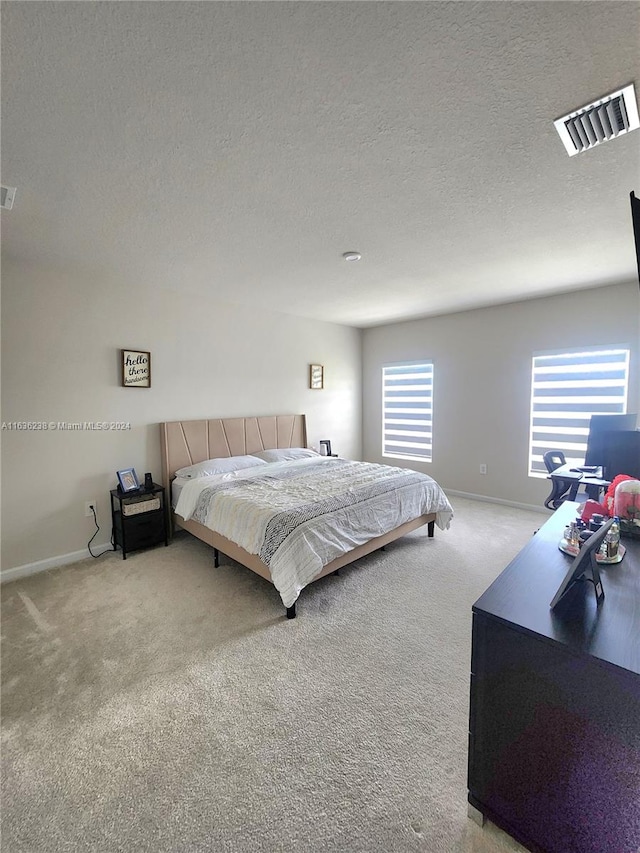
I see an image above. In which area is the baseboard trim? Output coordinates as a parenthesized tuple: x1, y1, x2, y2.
(1, 542, 114, 584)
(445, 489, 549, 515)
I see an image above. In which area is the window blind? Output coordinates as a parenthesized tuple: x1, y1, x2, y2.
(382, 362, 433, 461)
(528, 348, 630, 476)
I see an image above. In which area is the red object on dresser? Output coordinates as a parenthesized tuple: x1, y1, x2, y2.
(603, 474, 637, 516)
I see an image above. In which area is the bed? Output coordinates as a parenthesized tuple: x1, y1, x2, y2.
(160, 414, 453, 618)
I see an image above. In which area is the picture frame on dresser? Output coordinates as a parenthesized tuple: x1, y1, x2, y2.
(549, 517, 614, 608)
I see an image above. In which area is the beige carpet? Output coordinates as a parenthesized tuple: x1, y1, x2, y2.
(1, 497, 542, 852)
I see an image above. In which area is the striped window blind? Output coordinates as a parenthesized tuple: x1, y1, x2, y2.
(382, 362, 433, 462)
(528, 348, 630, 476)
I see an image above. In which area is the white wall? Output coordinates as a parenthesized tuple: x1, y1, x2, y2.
(1, 260, 362, 571)
(363, 283, 640, 508)
(4, 267, 638, 572)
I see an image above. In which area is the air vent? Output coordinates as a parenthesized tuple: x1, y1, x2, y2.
(554, 84, 639, 156)
(0, 186, 16, 210)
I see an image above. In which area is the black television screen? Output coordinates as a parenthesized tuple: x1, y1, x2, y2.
(584, 413, 638, 466)
(631, 191, 640, 286)
(550, 517, 614, 609)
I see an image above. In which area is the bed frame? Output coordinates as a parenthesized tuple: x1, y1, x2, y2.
(160, 414, 435, 618)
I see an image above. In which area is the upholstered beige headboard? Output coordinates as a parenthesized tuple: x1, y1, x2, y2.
(160, 414, 307, 494)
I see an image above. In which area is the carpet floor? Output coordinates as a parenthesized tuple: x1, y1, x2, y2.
(1, 497, 543, 852)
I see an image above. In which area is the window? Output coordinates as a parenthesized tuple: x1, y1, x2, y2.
(382, 361, 433, 462)
(528, 348, 630, 476)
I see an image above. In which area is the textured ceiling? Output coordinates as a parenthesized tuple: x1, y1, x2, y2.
(2, 1, 640, 327)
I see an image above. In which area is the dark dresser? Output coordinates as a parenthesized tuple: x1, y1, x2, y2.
(468, 501, 640, 853)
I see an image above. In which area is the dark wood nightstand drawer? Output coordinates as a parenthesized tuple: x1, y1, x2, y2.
(125, 529, 165, 551)
(126, 513, 164, 540)
(122, 510, 163, 530)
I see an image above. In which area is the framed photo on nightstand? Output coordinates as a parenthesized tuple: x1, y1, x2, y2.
(117, 468, 140, 493)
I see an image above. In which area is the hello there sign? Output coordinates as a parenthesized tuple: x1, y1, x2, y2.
(121, 349, 151, 388)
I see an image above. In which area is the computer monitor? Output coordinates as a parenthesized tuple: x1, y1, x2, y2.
(584, 414, 638, 466)
(601, 430, 640, 480)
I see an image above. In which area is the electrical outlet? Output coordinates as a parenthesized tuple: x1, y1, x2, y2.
(85, 500, 97, 517)
(479, 464, 488, 475)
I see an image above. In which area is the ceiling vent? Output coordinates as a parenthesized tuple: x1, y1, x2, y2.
(0, 186, 16, 210)
(554, 83, 639, 156)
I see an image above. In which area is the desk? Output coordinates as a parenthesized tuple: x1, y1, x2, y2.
(544, 464, 610, 510)
(467, 502, 640, 853)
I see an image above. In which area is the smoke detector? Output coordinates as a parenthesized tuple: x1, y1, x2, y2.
(0, 186, 16, 210)
(554, 83, 639, 156)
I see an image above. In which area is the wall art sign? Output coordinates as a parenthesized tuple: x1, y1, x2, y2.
(309, 364, 324, 390)
(122, 349, 151, 388)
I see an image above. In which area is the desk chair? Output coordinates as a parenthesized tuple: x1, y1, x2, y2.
(543, 450, 581, 510)
(543, 451, 610, 510)
(544, 451, 567, 474)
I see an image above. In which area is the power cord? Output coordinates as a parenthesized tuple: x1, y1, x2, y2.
(87, 505, 112, 558)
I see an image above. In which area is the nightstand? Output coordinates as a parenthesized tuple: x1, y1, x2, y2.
(110, 484, 168, 560)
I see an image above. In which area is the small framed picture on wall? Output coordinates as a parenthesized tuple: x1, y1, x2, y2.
(309, 364, 324, 390)
(121, 349, 151, 388)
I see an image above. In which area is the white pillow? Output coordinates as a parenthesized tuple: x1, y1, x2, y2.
(174, 455, 268, 479)
(250, 447, 320, 463)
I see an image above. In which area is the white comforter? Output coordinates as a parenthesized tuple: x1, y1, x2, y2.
(175, 457, 453, 607)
